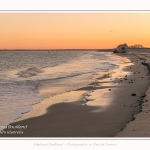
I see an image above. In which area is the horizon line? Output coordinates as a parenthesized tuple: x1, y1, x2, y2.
(0, 48, 114, 51)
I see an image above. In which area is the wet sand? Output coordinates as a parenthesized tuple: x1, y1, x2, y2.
(1, 49, 150, 137)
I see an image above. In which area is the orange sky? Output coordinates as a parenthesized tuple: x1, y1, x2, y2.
(0, 12, 150, 49)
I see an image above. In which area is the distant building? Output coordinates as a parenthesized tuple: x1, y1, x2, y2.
(113, 43, 128, 53)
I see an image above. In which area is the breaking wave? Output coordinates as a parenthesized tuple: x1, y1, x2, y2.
(17, 67, 44, 78)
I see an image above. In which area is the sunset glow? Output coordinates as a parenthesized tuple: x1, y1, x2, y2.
(0, 12, 150, 49)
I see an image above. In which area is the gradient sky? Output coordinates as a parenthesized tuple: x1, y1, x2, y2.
(0, 12, 150, 49)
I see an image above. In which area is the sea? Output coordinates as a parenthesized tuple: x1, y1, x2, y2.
(0, 50, 123, 127)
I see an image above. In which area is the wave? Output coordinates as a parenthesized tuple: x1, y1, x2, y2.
(17, 67, 44, 78)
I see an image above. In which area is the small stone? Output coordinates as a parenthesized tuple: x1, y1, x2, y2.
(131, 93, 136, 96)
(131, 117, 135, 121)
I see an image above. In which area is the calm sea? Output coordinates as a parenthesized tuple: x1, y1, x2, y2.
(0, 50, 121, 127)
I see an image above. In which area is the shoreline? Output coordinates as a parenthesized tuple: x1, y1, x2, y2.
(1, 50, 150, 137)
(116, 51, 150, 137)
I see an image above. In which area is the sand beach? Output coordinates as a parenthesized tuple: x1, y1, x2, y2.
(1, 49, 150, 137)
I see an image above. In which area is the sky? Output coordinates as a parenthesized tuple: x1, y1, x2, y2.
(0, 12, 150, 49)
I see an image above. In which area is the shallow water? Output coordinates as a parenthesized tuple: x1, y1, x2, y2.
(0, 50, 123, 127)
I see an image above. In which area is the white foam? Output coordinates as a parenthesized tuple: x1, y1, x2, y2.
(17, 67, 44, 78)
